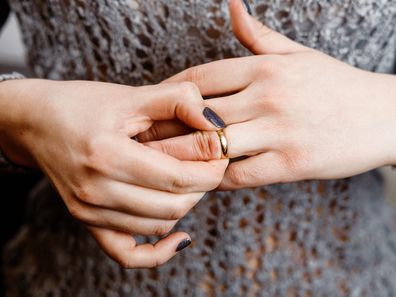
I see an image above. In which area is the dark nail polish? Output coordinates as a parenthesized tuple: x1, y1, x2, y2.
(242, 0, 253, 15)
(203, 107, 226, 129)
(176, 239, 191, 252)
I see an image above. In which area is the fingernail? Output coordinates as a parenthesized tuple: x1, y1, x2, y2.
(242, 0, 253, 15)
(176, 239, 191, 252)
(203, 107, 226, 129)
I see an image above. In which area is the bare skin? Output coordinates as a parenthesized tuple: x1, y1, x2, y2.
(1, 0, 396, 268)
(0, 79, 228, 268)
(147, 0, 396, 189)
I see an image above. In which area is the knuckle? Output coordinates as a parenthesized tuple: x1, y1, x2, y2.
(73, 183, 97, 204)
(150, 141, 168, 156)
(152, 221, 176, 236)
(178, 81, 200, 101)
(169, 200, 191, 220)
(157, 141, 174, 156)
(84, 137, 111, 172)
(251, 93, 286, 115)
(257, 56, 286, 80)
(193, 131, 221, 160)
(227, 166, 244, 186)
(145, 125, 161, 141)
(151, 224, 168, 236)
(247, 23, 272, 52)
(145, 259, 160, 268)
(67, 202, 85, 222)
(184, 67, 205, 85)
(153, 255, 167, 267)
(115, 242, 138, 269)
(168, 171, 193, 193)
(257, 58, 272, 75)
(147, 254, 162, 268)
(228, 165, 256, 188)
(117, 256, 133, 269)
(137, 127, 161, 143)
(277, 150, 306, 182)
(251, 90, 276, 113)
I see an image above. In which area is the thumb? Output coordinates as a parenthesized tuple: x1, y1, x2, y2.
(136, 82, 226, 134)
(229, 0, 306, 55)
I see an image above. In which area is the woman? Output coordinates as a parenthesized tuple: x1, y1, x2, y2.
(1, 0, 396, 296)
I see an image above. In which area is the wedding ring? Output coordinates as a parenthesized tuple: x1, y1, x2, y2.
(216, 129, 228, 159)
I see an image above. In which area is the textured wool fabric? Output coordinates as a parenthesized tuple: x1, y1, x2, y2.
(2, 1, 396, 296)
(0, 72, 24, 82)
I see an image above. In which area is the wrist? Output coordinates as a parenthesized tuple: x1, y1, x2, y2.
(0, 78, 48, 168)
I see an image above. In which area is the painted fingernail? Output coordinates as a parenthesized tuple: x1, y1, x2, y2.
(242, 0, 253, 15)
(203, 107, 226, 129)
(176, 239, 191, 252)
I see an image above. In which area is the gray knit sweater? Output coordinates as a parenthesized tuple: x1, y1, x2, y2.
(2, 1, 396, 296)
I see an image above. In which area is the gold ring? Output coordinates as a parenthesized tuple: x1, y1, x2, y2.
(216, 129, 228, 159)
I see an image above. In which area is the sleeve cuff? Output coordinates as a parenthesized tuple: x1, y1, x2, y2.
(0, 72, 25, 82)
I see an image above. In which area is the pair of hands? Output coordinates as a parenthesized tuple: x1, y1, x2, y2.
(1, 0, 395, 268)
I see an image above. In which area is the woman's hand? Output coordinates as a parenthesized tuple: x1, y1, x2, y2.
(0, 79, 228, 268)
(147, 0, 396, 190)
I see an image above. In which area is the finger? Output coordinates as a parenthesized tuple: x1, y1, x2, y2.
(218, 152, 291, 190)
(132, 82, 222, 135)
(144, 130, 222, 161)
(74, 178, 205, 220)
(139, 84, 275, 143)
(222, 119, 281, 158)
(136, 120, 193, 142)
(204, 92, 253, 125)
(88, 226, 191, 269)
(163, 56, 261, 96)
(75, 201, 178, 236)
(145, 118, 280, 161)
(94, 137, 228, 193)
(204, 84, 276, 125)
(229, 0, 306, 55)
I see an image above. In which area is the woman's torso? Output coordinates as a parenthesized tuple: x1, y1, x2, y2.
(4, 1, 396, 296)
(10, 0, 396, 82)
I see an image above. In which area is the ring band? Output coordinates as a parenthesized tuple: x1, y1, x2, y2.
(216, 129, 228, 159)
